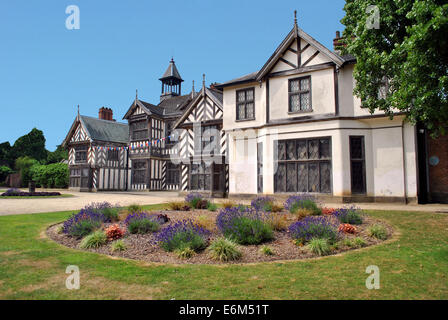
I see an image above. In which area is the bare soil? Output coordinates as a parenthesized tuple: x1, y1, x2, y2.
(47, 209, 394, 265)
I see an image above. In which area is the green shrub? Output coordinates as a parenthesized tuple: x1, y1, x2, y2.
(285, 196, 321, 215)
(127, 203, 144, 214)
(342, 237, 367, 248)
(111, 240, 127, 252)
(30, 162, 69, 188)
(68, 219, 102, 238)
(80, 231, 107, 249)
(161, 231, 207, 252)
(208, 238, 242, 261)
(227, 217, 273, 245)
(101, 207, 119, 222)
(260, 245, 274, 256)
(0, 166, 13, 183)
(15, 156, 39, 187)
(334, 208, 363, 225)
(368, 224, 388, 240)
(127, 218, 160, 234)
(207, 202, 218, 212)
(175, 247, 196, 259)
(307, 238, 331, 256)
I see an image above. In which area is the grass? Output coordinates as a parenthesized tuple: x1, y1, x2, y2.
(0, 193, 74, 199)
(0, 207, 447, 299)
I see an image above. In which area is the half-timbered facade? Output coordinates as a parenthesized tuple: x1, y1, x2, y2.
(62, 108, 129, 192)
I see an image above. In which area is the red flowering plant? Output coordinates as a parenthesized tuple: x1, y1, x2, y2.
(321, 208, 337, 215)
(105, 224, 125, 240)
(338, 223, 357, 234)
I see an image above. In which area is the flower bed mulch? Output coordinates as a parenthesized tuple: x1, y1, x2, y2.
(1, 191, 62, 197)
(47, 209, 394, 265)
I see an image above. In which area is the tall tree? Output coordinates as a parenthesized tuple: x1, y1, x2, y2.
(10, 128, 47, 162)
(341, 0, 448, 136)
(0, 142, 13, 167)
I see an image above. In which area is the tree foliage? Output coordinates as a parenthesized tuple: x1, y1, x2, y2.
(46, 144, 68, 164)
(30, 163, 69, 188)
(341, 0, 448, 136)
(10, 128, 47, 162)
(15, 156, 39, 186)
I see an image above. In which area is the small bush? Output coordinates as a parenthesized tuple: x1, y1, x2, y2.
(207, 202, 218, 212)
(263, 202, 284, 213)
(185, 192, 208, 209)
(195, 215, 216, 231)
(289, 216, 339, 245)
(338, 223, 357, 234)
(63, 209, 105, 238)
(260, 245, 274, 256)
(175, 247, 196, 259)
(80, 231, 107, 249)
(221, 200, 237, 209)
(83, 202, 119, 222)
(155, 219, 210, 252)
(267, 213, 288, 231)
(167, 201, 187, 211)
(125, 213, 165, 234)
(111, 240, 127, 252)
(341, 237, 367, 248)
(251, 196, 275, 211)
(296, 208, 315, 220)
(368, 224, 388, 240)
(104, 224, 125, 240)
(285, 195, 321, 215)
(216, 207, 274, 245)
(307, 238, 331, 256)
(333, 207, 363, 225)
(208, 238, 242, 261)
(127, 203, 144, 214)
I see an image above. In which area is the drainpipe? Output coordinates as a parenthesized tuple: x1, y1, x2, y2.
(401, 119, 408, 204)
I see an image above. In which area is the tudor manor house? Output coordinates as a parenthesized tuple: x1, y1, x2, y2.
(62, 15, 448, 204)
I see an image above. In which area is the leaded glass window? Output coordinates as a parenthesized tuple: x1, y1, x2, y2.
(236, 88, 255, 120)
(274, 138, 332, 194)
(132, 160, 147, 184)
(289, 76, 311, 112)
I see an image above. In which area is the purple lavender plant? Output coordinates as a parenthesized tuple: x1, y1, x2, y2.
(82, 202, 119, 222)
(332, 206, 363, 225)
(288, 216, 339, 244)
(216, 206, 273, 244)
(250, 196, 274, 211)
(185, 192, 203, 203)
(155, 219, 210, 252)
(125, 212, 166, 234)
(284, 194, 321, 215)
(2, 188, 21, 196)
(62, 209, 105, 238)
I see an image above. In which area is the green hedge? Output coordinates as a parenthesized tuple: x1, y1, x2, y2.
(30, 163, 69, 188)
(0, 166, 13, 183)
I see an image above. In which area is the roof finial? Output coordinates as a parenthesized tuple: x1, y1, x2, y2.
(202, 74, 206, 89)
(191, 80, 195, 98)
(136, 89, 138, 101)
(77, 104, 80, 119)
(294, 10, 297, 26)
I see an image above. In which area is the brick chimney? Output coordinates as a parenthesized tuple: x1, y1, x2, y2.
(99, 107, 113, 121)
(333, 31, 345, 54)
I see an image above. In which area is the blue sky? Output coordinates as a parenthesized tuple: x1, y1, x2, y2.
(0, 0, 346, 151)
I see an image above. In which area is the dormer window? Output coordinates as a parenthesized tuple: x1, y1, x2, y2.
(289, 76, 312, 112)
(236, 88, 255, 121)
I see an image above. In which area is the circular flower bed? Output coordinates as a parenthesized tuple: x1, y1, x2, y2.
(47, 195, 394, 265)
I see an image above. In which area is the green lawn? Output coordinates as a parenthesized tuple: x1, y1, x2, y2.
(0, 206, 447, 299)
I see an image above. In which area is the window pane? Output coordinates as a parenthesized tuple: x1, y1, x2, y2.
(300, 92, 311, 110)
(246, 89, 254, 101)
(275, 163, 286, 192)
(297, 163, 308, 192)
(300, 78, 310, 90)
(286, 163, 297, 192)
(320, 139, 330, 159)
(246, 103, 254, 119)
(286, 141, 296, 160)
(290, 94, 300, 112)
(351, 161, 365, 193)
(350, 137, 363, 159)
(277, 142, 286, 160)
(290, 79, 299, 92)
(308, 163, 319, 192)
(308, 140, 319, 159)
(238, 104, 245, 120)
(204, 174, 210, 190)
(237, 91, 245, 102)
(320, 162, 331, 193)
(297, 140, 307, 159)
(191, 175, 198, 190)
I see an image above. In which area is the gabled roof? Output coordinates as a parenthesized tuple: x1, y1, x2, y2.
(159, 58, 184, 82)
(157, 94, 192, 115)
(255, 26, 345, 81)
(217, 25, 353, 88)
(122, 99, 158, 119)
(62, 115, 129, 147)
(173, 86, 223, 129)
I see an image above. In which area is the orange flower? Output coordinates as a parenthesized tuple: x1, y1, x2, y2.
(338, 223, 357, 234)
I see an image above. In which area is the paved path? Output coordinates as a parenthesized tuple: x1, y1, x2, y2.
(1, 188, 447, 216)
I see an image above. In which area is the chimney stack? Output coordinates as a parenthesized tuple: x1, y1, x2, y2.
(99, 107, 113, 121)
(333, 30, 345, 54)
